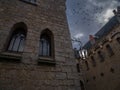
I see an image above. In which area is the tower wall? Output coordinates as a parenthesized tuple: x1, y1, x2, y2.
(0, 0, 80, 90)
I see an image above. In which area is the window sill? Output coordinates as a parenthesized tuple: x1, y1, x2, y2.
(38, 57, 56, 66)
(19, 0, 37, 6)
(0, 52, 22, 63)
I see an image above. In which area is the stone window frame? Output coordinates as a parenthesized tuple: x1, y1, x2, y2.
(38, 29, 55, 65)
(0, 22, 27, 63)
(7, 28, 26, 53)
(39, 33, 51, 57)
(6, 22, 27, 53)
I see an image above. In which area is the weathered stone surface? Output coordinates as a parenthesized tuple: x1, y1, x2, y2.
(56, 72, 67, 80)
(0, 0, 80, 90)
(81, 23, 120, 90)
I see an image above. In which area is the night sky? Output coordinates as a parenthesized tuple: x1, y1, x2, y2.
(66, 0, 120, 48)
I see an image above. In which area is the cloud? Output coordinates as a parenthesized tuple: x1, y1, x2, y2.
(66, 0, 120, 48)
(95, 8, 114, 25)
(74, 33, 84, 38)
(103, 9, 114, 22)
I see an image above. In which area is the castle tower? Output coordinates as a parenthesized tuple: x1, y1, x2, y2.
(0, 0, 80, 90)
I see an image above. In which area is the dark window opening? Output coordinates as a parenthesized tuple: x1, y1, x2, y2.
(100, 73, 104, 77)
(116, 37, 120, 44)
(93, 76, 96, 80)
(74, 48, 80, 59)
(91, 56, 96, 67)
(80, 80, 85, 90)
(86, 79, 89, 83)
(76, 63, 80, 72)
(7, 28, 26, 53)
(98, 51, 104, 62)
(106, 44, 114, 56)
(110, 68, 115, 73)
(85, 61, 89, 70)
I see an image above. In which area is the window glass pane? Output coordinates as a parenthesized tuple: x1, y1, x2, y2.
(39, 34, 51, 56)
(18, 34, 25, 52)
(43, 39, 46, 56)
(8, 32, 25, 52)
(47, 42, 50, 56)
(18, 38, 25, 52)
(13, 35, 21, 51)
(8, 37, 15, 51)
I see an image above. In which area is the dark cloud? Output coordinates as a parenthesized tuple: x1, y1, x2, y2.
(66, 0, 120, 48)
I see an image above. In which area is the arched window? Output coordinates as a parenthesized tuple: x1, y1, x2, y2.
(7, 22, 27, 52)
(106, 44, 114, 56)
(39, 29, 53, 57)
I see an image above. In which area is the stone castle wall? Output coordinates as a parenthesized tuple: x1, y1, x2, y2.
(82, 24, 120, 90)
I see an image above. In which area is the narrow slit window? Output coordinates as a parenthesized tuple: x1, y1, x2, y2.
(91, 56, 96, 67)
(106, 44, 114, 56)
(98, 51, 104, 62)
(76, 63, 80, 72)
(85, 61, 89, 70)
